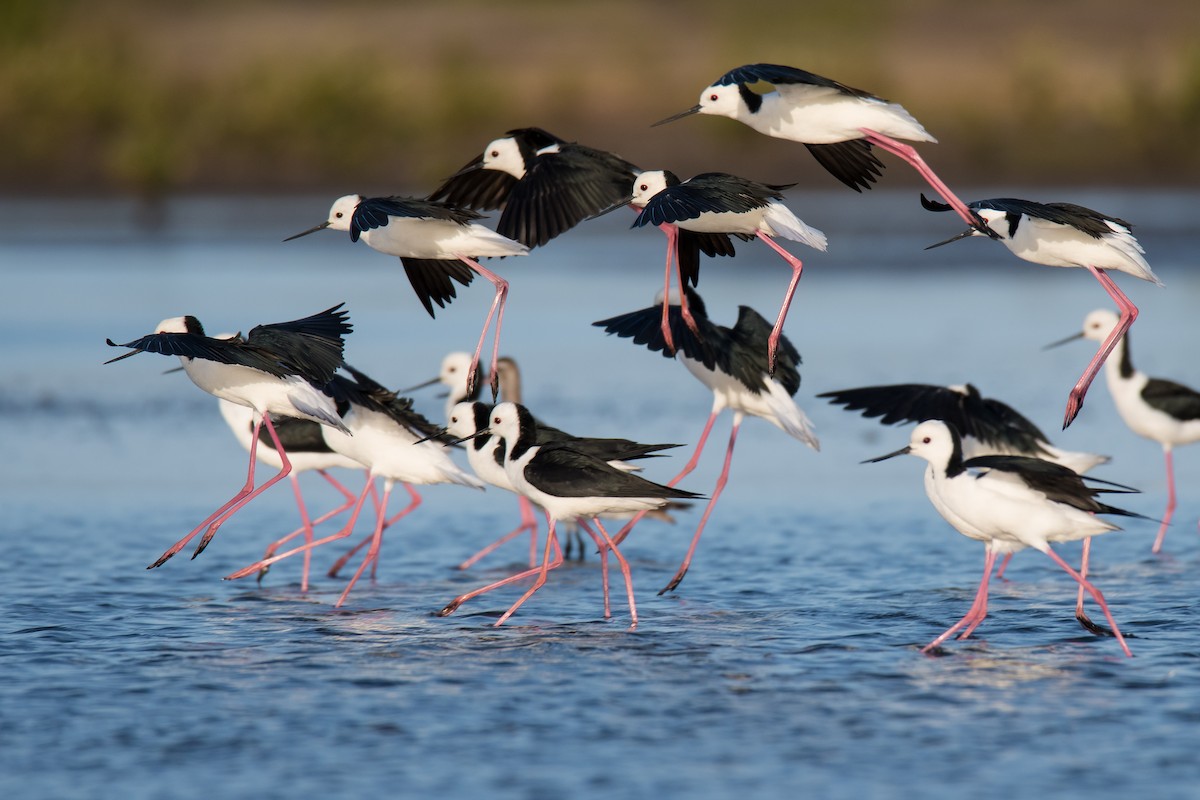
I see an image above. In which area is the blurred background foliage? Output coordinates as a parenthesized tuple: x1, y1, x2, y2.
(1, 0, 1197, 197)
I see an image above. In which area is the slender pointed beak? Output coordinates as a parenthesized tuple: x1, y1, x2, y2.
(283, 221, 330, 242)
(400, 376, 441, 393)
(590, 197, 634, 220)
(1043, 331, 1086, 351)
(104, 340, 144, 364)
(448, 429, 491, 446)
(446, 161, 483, 180)
(162, 365, 185, 374)
(413, 427, 449, 445)
(862, 445, 911, 464)
(924, 229, 977, 250)
(652, 105, 701, 127)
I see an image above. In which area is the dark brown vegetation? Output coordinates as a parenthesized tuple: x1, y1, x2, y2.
(3, 0, 1198, 196)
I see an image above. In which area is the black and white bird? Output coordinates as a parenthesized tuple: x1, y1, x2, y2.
(444, 401, 702, 629)
(594, 286, 820, 594)
(628, 170, 827, 374)
(866, 420, 1140, 657)
(226, 365, 485, 607)
(653, 63, 988, 232)
(105, 304, 352, 568)
(923, 195, 1160, 429)
(1054, 308, 1200, 553)
(217, 400, 364, 592)
(428, 127, 640, 248)
(818, 382, 1110, 474)
(285, 194, 530, 399)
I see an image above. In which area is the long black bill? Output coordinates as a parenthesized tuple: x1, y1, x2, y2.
(413, 427, 449, 445)
(920, 192, 999, 241)
(589, 196, 635, 220)
(283, 221, 331, 242)
(924, 229, 977, 250)
(400, 376, 442, 393)
(448, 429, 491, 447)
(862, 445, 911, 464)
(1043, 331, 1086, 351)
(651, 105, 701, 127)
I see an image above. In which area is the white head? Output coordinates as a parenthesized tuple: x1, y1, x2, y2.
(439, 351, 475, 401)
(324, 194, 363, 232)
(696, 82, 746, 119)
(1081, 309, 1120, 343)
(479, 136, 526, 178)
(154, 316, 191, 334)
(487, 401, 523, 444)
(905, 420, 958, 467)
(630, 170, 669, 207)
(446, 401, 483, 440)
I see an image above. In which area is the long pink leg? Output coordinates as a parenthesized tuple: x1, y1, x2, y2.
(860, 129, 981, 230)
(1073, 537, 1114, 636)
(1042, 547, 1132, 657)
(438, 515, 564, 616)
(590, 518, 638, 630)
(150, 413, 294, 568)
(1063, 270, 1138, 428)
(755, 232, 806, 375)
(613, 407, 720, 547)
(329, 484, 421, 578)
(456, 496, 540, 570)
(192, 414, 298, 559)
(257, 469, 359, 588)
(223, 474, 378, 581)
(495, 521, 563, 626)
(923, 548, 996, 653)
(994, 553, 1014, 580)
(1152, 446, 1176, 553)
(333, 480, 398, 608)
(576, 520, 612, 618)
(660, 414, 742, 594)
(458, 255, 508, 402)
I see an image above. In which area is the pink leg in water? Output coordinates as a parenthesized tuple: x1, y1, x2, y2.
(1042, 547, 1132, 657)
(923, 548, 996, 653)
(755, 232, 807, 375)
(258, 469, 359, 591)
(438, 514, 564, 616)
(994, 553, 1014, 580)
(457, 496, 540, 570)
(149, 413, 290, 569)
(576, 520, 612, 618)
(660, 414, 742, 595)
(328, 483, 421, 579)
(459, 255, 509, 402)
(223, 474, 379, 581)
(1152, 446, 1176, 554)
(613, 407, 720, 547)
(495, 521, 564, 626)
(1063, 270, 1138, 428)
(1073, 537, 1115, 636)
(334, 480, 403, 608)
(588, 518, 638, 630)
(860, 128, 982, 231)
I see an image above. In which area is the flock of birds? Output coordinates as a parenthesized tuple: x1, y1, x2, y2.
(104, 63, 1200, 656)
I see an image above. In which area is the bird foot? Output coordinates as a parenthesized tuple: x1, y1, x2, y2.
(438, 599, 464, 617)
(657, 571, 686, 596)
(1062, 393, 1084, 429)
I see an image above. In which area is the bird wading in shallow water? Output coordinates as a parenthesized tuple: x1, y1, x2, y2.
(923, 194, 1160, 429)
(1051, 309, 1200, 554)
(867, 420, 1144, 657)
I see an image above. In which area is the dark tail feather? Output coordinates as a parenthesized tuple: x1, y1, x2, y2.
(400, 258, 476, 317)
(804, 140, 885, 192)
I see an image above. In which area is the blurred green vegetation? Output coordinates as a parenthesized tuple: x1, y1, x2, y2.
(1, 0, 1197, 196)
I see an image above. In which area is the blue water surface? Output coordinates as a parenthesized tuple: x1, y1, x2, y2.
(2, 190, 1199, 799)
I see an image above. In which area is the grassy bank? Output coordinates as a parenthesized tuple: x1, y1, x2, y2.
(2, 0, 1198, 196)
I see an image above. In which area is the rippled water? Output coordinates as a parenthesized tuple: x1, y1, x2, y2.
(3, 191, 1199, 799)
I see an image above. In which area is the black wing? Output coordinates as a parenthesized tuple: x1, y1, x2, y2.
(728, 305, 800, 396)
(964, 455, 1146, 518)
(524, 444, 702, 500)
(676, 230, 737, 288)
(716, 63, 878, 100)
(633, 173, 788, 229)
(105, 329, 327, 380)
(336, 365, 451, 443)
(245, 303, 351, 385)
(1141, 377, 1200, 421)
(498, 145, 639, 248)
(957, 198, 1127, 239)
(803, 140, 885, 192)
(259, 415, 333, 454)
(350, 196, 483, 241)
(427, 156, 518, 211)
(592, 295, 720, 371)
(399, 258, 476, 317)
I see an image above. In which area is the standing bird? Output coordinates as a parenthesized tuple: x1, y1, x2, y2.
(628, 170, 827, 374)
(1053, 309, 1200, 553)
(866, 420, 1140, 657)
(443, 402, 701, 629)
(105, 304, 352, 568)
(818, 382, 1110, 474)
(428, 127, 640, 248)
(217, 400, 364, 592)
(654, 63, 988, 233)
(285, 195, 529, 399)
(923, 195, 1160, 428)
(594, 287, 820, 593)
(225, 365, 485, 607)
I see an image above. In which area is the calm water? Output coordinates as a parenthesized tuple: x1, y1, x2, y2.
(3, 190, 1200, 799)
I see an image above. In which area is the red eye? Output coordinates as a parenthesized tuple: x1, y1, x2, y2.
(923, 437, 932, 444)
(639, 184, 648, 191)
(709, 93, 719, 101)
